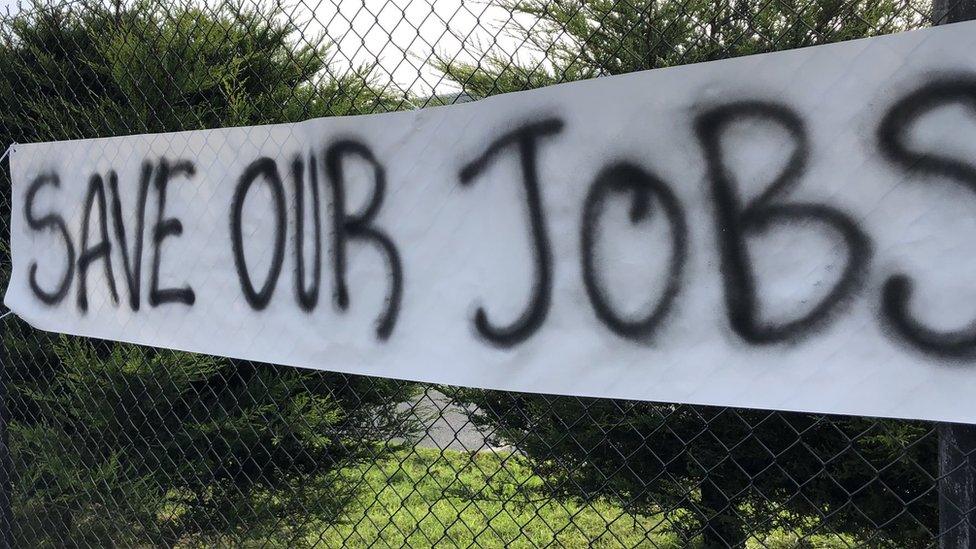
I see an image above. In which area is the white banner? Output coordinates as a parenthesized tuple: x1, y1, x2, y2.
(7, 22, 976, 423)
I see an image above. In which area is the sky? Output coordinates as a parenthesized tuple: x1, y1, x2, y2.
(306, 0, 528, 96)
(0, 0, 538, 96)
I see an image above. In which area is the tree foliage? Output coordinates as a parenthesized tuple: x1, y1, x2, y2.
(0, 0, 398, 141)
(438, 0, 937, 546)
(13, 340, 419, 546)
(450, 390, 936, 546)
(0, 1, 415, 545)
(435, 0, 927, 97)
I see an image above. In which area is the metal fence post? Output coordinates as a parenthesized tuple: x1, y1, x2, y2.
(0, 357, 10, 549)
(0, 313, 11, 549)
(934, 0, 976, 23)
(0, 143, 13, 549)
(940, 423, 976, 547)
(934, 4, 976, 548)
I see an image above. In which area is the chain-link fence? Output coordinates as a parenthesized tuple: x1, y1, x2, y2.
(1, 0, 974, 546)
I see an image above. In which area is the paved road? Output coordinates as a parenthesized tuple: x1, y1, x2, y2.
(398, 389, 507, 452)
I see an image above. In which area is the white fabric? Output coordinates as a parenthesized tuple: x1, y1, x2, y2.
(7, 21, 976, 422)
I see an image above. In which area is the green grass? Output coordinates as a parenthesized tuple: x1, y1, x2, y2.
(284, 448, 855, 548)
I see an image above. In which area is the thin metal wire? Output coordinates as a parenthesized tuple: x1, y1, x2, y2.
(0, 1, 955, 547)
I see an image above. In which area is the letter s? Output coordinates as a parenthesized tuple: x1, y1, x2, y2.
(878, 77, 976, 358)
(24, 172, 75, 305)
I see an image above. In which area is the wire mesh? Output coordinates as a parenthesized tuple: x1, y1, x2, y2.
(0, 0, 968, 547)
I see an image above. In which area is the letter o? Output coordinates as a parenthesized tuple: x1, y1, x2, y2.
(230, 157, 287, 310)
(581, 161, 688, 341)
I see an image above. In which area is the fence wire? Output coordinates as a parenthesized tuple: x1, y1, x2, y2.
(0, 0, 970, 547)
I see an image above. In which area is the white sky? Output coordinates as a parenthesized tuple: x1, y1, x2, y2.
(298, 0, 530, 96)
(0, 0, 540, 96)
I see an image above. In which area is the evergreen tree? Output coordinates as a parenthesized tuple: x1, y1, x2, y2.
(0, 1, 416, 545)
(435, 0, 925, 97)
(438, 1, 936, 546)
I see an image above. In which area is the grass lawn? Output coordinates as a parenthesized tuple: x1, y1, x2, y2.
(294, 447, 854, 548)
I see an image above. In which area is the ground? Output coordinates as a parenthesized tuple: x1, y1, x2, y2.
(400, 389, 505, 452)
(271, 448, 856, 548)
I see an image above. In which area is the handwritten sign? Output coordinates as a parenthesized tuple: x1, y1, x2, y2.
(7, 22, 976, 423)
